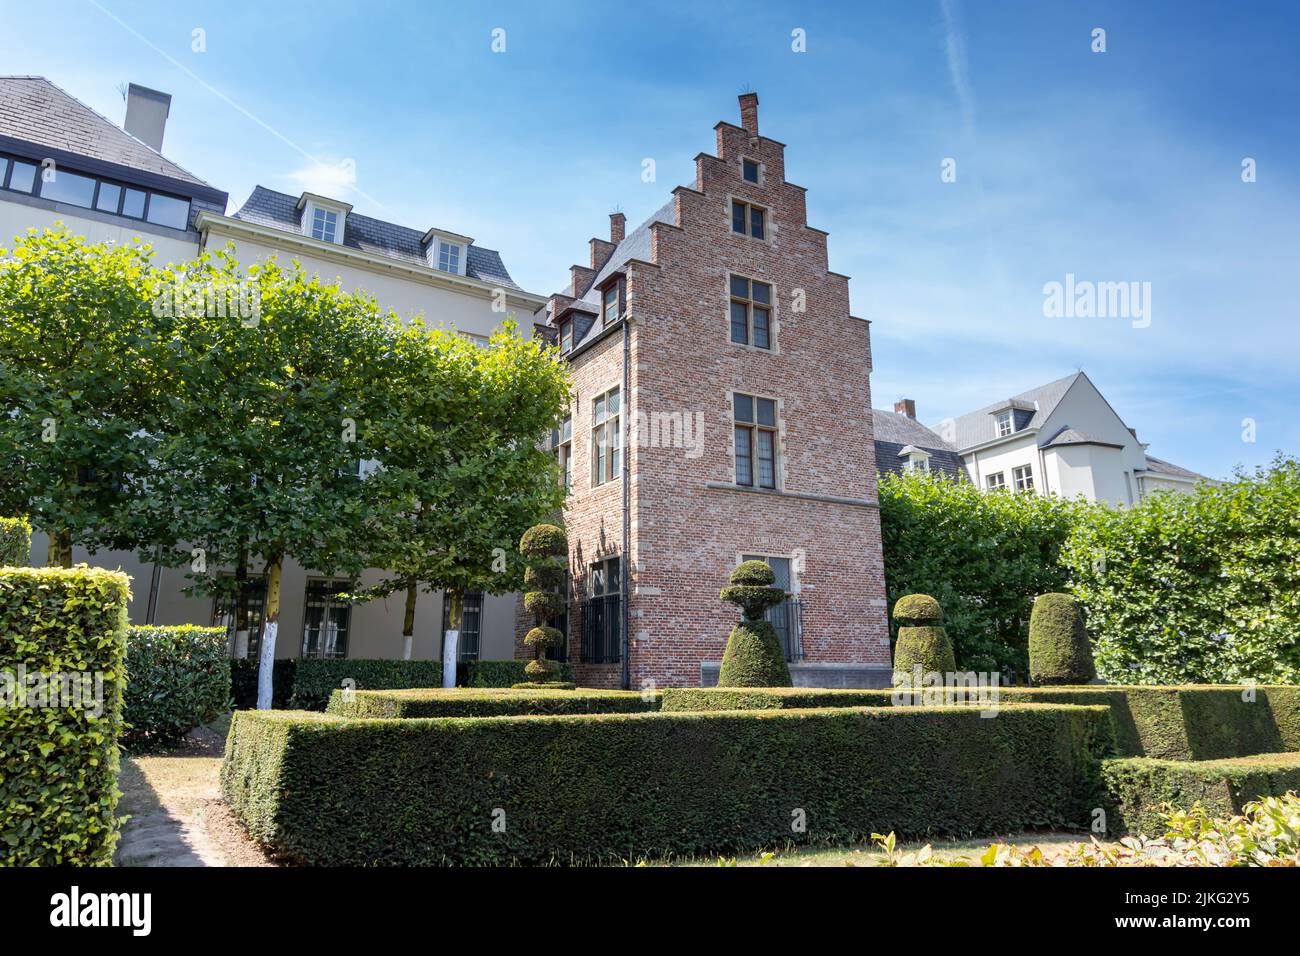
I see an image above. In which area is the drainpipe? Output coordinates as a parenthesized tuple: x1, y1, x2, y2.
(620, 315, 632, 691)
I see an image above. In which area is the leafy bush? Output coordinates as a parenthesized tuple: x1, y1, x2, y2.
(0, 567, 129, 865)
(327, 687, 659, 719)
(717, 561, 791, 687)
(0, 516, 30, 566)
(879, 471, 1083, 673)
(289, 658, 444, 710)
(222, 703, 1113, 865)
(123, 625, 229, 751)
(1103, 753, 1300, 837)
(1028, 593, 1095, 685)
(1064, 455, 1300, 684)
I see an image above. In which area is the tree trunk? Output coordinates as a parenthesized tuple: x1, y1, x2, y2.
(401, 578, 417, 660)
(256, 557, 283, 710)
(442, 588, 463, 688)
(233, 552, 251, 659)
(46, 529, 72, 568)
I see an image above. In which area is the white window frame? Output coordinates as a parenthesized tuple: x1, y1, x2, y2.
(423, 227, 473, 276)
(996, 410, 1013, 437)
(905, 450, 931, 473)
(985, 471, 1006, 490)
(1013, 464, 1034, 492)
(300, 196, 350, 245)
(436, 239, 463, 275)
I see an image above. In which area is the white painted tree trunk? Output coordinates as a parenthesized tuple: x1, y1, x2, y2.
(256, 620, 278, 709)
(402, 634, 413, 660)
(233, 629, 250, 659)
(442, 630, 459, 688)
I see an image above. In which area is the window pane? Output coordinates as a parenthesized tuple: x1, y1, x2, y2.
(41, 170, 96, 208)
(730, 301, 749, 344)
(757, 398, 776, 426)
(750, 206, 765, 239)
(735, 426, 753, 485)
(753, 308, 770, 349)
(122, 188, 146, 218)
(6, 161, 36, 193)
(752, 282, 771, 305)
(146, 193, 190, 229)
(560, 321, 572, 351)
(743, 159, 759, 183)
(0, 158, 8, 186)
(729, 275, 749, 298)
(593, 395, 605, 422)
(734, 393, 753, 423)
(561, 415, 572, 441)
(756, 430, 775, 488)
(731, 200, 745, 234)
(95, 182, 121, 212)
(606, 388, 619, 416)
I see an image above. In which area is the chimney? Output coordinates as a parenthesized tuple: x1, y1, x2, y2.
(609, 212, 626, 244)
(124, 83, 172, 152)
(894, 398, 917, 420)
(739, 92, 759, 135)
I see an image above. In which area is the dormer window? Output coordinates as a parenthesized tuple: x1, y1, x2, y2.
(311, 207, 338, 243)
(601, 276, 625, 327)
(559, 318, 573, 352)
(298, 193, 351, 246)
(995, 410, 1013, 437)
(436, 240, 461, 275)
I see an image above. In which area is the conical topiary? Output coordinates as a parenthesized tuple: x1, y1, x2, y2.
(717, 560, 792, 687)
(1028, 592, 1096, 686)
(891, 593, 956, 686)
(517, 523, 571, 689)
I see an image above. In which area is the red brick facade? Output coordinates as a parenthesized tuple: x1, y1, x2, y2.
(521, 94, 891, 689)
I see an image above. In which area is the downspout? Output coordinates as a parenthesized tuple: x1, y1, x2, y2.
(620, 315, 632, 691)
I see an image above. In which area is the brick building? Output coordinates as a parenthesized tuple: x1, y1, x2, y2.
(528, 93, 892, 689)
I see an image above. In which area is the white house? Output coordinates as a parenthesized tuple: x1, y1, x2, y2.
(934, 371, 1211, 505)
(1, 76, 547, 664)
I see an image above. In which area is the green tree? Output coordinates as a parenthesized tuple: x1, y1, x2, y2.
(355, 320, 569, 665)
(151, 254, 401, 707)
(878, 470, 1085, 674)
(0, 228, 174, 565)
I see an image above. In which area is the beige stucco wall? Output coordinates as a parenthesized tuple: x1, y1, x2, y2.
(0, 201, 199, 264)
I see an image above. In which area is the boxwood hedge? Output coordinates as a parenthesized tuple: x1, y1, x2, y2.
(123, 625, 230, 751)
(222, 703, 1113, 865)
(1103, 752, 1300, 836)
(0, 516, 31, 567)
(326, 687, 658, 719)
(661, 687, 896, 712)
(0, 567, 129, 865)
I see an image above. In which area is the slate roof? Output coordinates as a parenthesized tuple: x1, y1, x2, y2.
(872, 409, 966, 480)
(939, 372, 1084, 451)
(0, 76, 211, 187)
(231, 186, 524, 291)
(1041, 427, 1124, 450)
(1141, 456, 1210, 482)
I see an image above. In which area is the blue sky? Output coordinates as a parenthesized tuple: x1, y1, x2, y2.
(3, 0, 1297, 479)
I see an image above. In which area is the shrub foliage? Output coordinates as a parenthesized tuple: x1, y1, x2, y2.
(326, 687, 659, 719)
(717, 561, 791, 687)
(0, 516, 30, 566)
(123, 625, 230, 751)
(0, 567, 129, 865)
(1028, 593, 1096, 686)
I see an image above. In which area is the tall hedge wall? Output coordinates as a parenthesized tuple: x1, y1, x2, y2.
(123, 625, 230, 751)
(0, 567, 129, 865)
(222, 703, 1113, 865)
(0, 516, 30, 567)
(327, 687, 658, 719)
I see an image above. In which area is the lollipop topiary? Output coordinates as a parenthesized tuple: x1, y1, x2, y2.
(891, 593, 957, 686)
(717, 561, 792, 687)
(517, 523, 571, 689)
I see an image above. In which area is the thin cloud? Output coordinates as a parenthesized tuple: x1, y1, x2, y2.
(939, 0, 976, 139)
(286, 159, 357, 197)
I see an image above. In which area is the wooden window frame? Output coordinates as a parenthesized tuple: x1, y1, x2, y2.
(591, 386, 621, 486)
(733, 392, 779, 489)
(728, 274, 773, 349)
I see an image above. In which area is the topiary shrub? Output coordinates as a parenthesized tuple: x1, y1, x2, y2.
(1, 567, 129, 865)
(1029, 592, 1096, 686)
(123, 625, 230, 751)
(518, 523, 570, 688)
(717, 562, 791, 687)
(892, 594, 957, 686)
(0, 517, 31, 567)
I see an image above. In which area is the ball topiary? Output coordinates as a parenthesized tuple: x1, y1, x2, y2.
(524, 626, 564, 651)
(523, 591, 566, 619)
(891, 594, 956, 686)
(524, 657, 560, 681)
(523, 564, 565, 590)
(716, 562, 791, 687)
(1028, 592, 1096, 686)
(520, 524, 567, 560)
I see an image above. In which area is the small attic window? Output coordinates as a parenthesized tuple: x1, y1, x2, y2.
(310, 207, 338, 243)
(742, 158, 760, 183)
(299, 195, 350, 245)
(436, 240, 462, 275)
(996, 410, 1014, 437)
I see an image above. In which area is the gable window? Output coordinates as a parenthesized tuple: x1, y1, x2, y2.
(742, 158, 760, 183)
(559, 318, 573, 353)
(729, 275, 773, 349)
(996, 410, 1013, 437)
(300, 579, 352, 659)
(731, 199, 766, 240)
(734, 393, 778, 489)
(1013, 464, 1035, 492)
(310, 206, 338, 243)
(436, 240, 461, 274)
(904, 451, 931, 473)
(552, 414, 573, 488)
(442, 591, 483, 661)
(592, 386, 621, 486)
(985, 471, 1006, 490)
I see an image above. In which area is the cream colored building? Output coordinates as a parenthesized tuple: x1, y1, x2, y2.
(2, 76, 546, 663)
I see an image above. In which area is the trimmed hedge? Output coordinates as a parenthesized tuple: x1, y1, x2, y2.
(464, 659, 573, 688)
(662, 687, 895, 712)
(124, 625, 230, 751)
(1103, 752, 1300, 836)
(0, 567, 129, 865)
(0, 516, 31, 566)
(327, 687, 659, 719)
(222, 703, 1113, 865)
(1028, 593, 1095, 685)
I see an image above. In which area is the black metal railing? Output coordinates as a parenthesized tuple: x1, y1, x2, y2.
(581, 594, 621, 664)
(768, 598, 804, 662)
